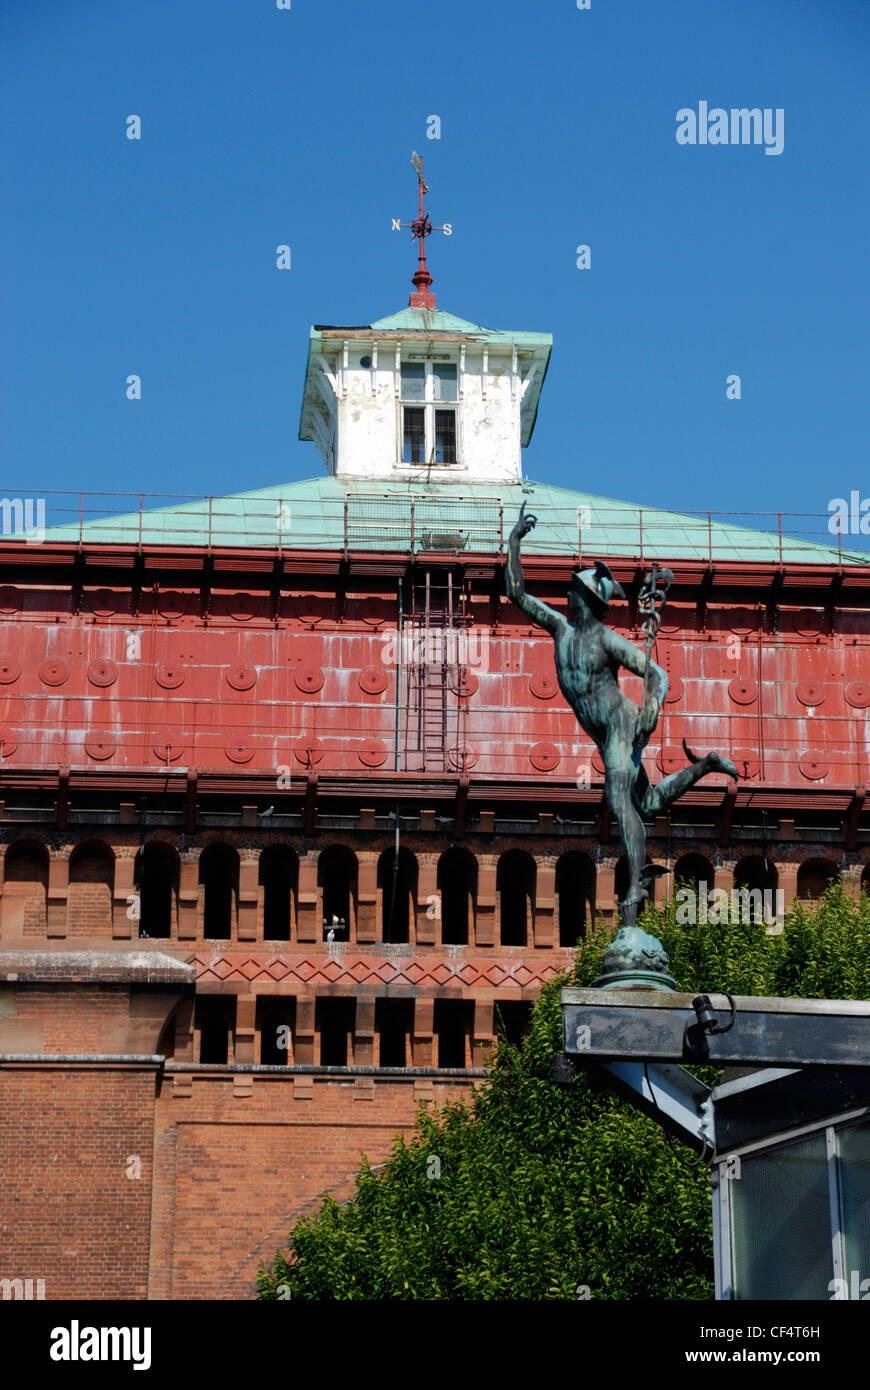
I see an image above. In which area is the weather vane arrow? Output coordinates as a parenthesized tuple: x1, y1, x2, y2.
(391, 151, 453, 309)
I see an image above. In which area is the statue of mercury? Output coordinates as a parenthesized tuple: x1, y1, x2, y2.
(506, 502, 739, 928)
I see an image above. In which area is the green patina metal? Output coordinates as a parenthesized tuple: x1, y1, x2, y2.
(38, 473, 867, 567)
(591, 926, 678, 992)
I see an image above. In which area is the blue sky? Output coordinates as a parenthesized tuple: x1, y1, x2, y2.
(2, 0, 868, 549)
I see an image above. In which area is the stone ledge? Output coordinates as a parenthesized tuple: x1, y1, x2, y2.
(0, 950, 195, 985)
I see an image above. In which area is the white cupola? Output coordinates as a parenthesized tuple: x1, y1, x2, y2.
(299, 154, 551, 485)
(298, 307, 552, 484)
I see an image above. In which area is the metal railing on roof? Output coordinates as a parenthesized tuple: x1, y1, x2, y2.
(0, 488, 866, 566)
(344, 492, 504, 554)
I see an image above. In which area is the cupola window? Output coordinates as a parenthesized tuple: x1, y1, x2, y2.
(400, 360, 458, 465)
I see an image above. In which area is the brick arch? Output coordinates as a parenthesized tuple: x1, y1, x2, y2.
(797, 857, 839, 905)
(673, 853, 715, 895)
(497, 849, 536, 946)
(67, 838, 115, 937)
(317, 844, 358, 942)
(259, 844, 298, 942)
(199, 841, 240, 941)
(0, 830, 53, 858)
(555, 850, 596, 946)
(1, 838, 49, 937)
(378, 847, 418, 944)
(734, 855, 778, 895)
(438, 847, 477, 946)
(134, 841, 180, 939)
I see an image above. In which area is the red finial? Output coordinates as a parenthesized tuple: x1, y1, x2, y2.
(392, 152, 452, 309)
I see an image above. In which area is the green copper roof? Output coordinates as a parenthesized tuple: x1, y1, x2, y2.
(37, 475, 868, 567)
(367, 306, 553, 344)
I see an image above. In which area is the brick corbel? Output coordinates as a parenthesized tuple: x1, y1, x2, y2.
(475, 860, 497, 946)
(177, 855, 199, 940)
(237, 853, 259, 941)
(46, 854, 69, 938)
(234, 994, 257, 1063)
(534, 860, 555, 948)
(354, 995, 375, 1066)
(356, 854, 378, 944)
(413, 996, 434, 1067)
(416, 858, 438, 945)
(472, 998, 495, 1067)
(294, 995, 316, 1064)
(296, 860, 318, 943)
(112, 853, 136, 939)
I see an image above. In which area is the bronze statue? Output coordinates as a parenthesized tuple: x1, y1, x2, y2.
(507, 503, 738, 932)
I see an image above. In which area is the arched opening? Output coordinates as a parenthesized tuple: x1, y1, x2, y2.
(316, 997, 356, 1066)
(734, 855, 779, 925)
(378, 848, 418, 944)
(259, 845, 297, 942)
(556, 852, 596, 946)
(434, 999, 472, 1068)
(195, 995, 236, 1064)
(438, 848, 477, 945)
(199, 843, 239, 940)
(2, 840, 48, 936)
(376, 998, 413, 1066)
(318, 846, 357, 940)
(671, 853, 714, 921)
(797, 859, 838, 906)
(494, 1000, 533, 1048)
(134, 842, 179, 939)
(497, 851, 535, 946)
(673, 854, 714, 897)
(68, 840, 114, 936)
(862, 864, 870, 899)
(257, 998, 296, 1065)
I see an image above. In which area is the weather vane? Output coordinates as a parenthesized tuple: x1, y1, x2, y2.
(392, 151, 453, 309)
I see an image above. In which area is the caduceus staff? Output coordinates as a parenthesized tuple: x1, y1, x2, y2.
(633, 563, 675, 748)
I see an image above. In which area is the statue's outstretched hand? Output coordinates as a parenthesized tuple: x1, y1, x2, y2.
(511, 501, 537, 541)
(636, 696, 661, 739)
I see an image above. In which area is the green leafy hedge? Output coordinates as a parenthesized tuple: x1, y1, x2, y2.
(257, 881, 870, 1300)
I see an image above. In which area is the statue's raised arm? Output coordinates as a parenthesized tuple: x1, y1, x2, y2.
(505, 502, 567, 636)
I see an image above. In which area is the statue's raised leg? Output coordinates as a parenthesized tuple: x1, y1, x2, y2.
(636, 738, 738, 817)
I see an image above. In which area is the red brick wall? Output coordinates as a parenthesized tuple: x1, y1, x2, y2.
(148, 1071, 480, 1300)
(67, 846, 114, 937)
(0, 1066, 156, 1300)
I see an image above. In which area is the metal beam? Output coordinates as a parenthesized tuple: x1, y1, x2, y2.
(562, 988, 870, 1069)
(588, 1059, 713, 1153)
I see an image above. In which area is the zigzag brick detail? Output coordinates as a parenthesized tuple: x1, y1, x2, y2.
(194, 951, 573, 989)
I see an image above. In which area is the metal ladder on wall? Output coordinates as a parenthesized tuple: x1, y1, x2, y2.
(406, 570, 468, 773)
